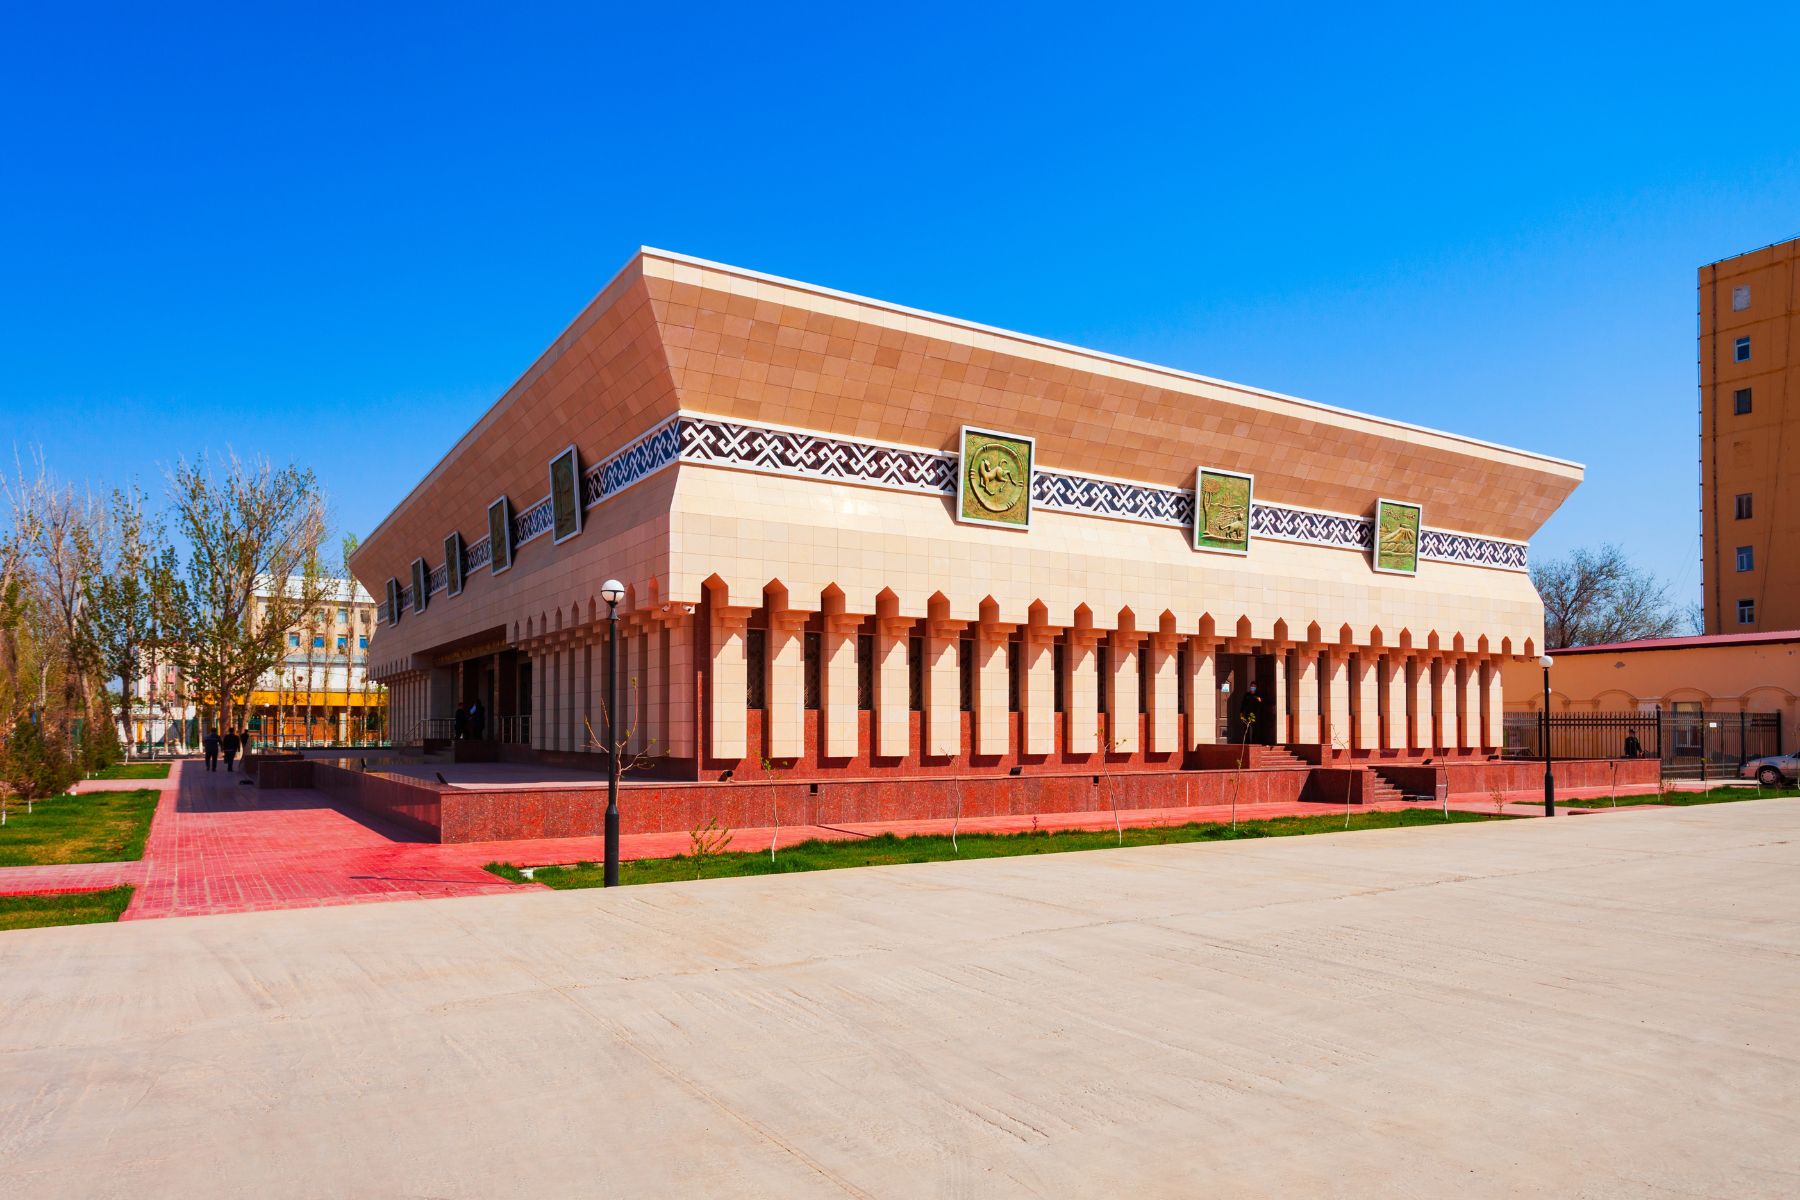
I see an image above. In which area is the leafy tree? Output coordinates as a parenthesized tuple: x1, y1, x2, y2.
(165, 453, 331, 730)
(1, 716, 77, 801)
(1531, 544, 1680, 650)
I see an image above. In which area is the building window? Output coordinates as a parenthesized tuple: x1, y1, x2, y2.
(1738, 598, 1756, 625)
(312, 635, 325, 649)
(856, 634, 873, 711)
(1737, 546, 1754, 572)
(337, 609, 348, 625)
(745, 629, 767, 710)
(1735, 337, 1751, 362)
(336, 635, 348, 650)
(1177, 644, 1189, 715)
(803, 632, 820, 711)
(1096, 645, 1110, 714)
(358, 636, 369, 650)
(288, 633, 300, 648)
(1007, 641, 1020, 714)
(1736, 493, 1753, 520)
(1053, 642, 1066, 714)
(908, 636, 923, 712)
(958, 638, 972, 713)
(1735, 387, 1753, 415)
(1732, 284, 1751, 311)
(1136, 647, 1148, 713)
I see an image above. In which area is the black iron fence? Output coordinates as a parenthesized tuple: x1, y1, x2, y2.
(1503, 709, 1784, 771)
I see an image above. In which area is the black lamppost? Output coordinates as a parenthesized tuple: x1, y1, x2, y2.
(1540, 653, 1555, 817)
(601, 579, 625, 887)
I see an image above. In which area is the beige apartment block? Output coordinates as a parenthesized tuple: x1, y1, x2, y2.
(351, 249, 1581, 779)
(1700, 235, 1800, 633)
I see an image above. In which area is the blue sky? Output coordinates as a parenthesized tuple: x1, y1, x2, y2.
(5, 2, 1799, 603)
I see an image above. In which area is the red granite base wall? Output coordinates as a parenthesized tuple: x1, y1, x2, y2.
(313, 762, 442, 838)
(1379, 758, 1658, 799)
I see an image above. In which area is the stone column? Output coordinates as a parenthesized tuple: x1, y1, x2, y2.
(1353, 652, 1381, 752)
(1323, 652, 1351, 753)
(875, 616, 913, 759)
(1430, 657, 1457, 752)
(707, 605, 752, 762)
(1145, 634, 1179, 753)
(973, 621, 1013, 758)
(1293, 650, 1322, 745)
(1483, 659, 1506, 751)
(1066, 630, 1101, 755)
(1020, 626, 1057, 756)
(1107, 631, 1143, 753)
(821, 614, 862, 760)
(923, 618, 966, 757)
(663, 610, 696, 759)
(532, 649, 548, 750)
(577, 639, 594, 752)
(1185, 640, 1218, 747)
(765, 610, 809, 761)
(1460, 659, 1483, 751)
(1271, 648, 1290, 744)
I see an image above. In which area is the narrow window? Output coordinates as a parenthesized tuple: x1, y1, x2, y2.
(1736, 493, 1754, 520)
(1738, 598, 1756, 625)
(1735, 336, 1752, 362)
(1096, 646, 1110, 715)
(908, 635, 923, 712)
(1053, 642, 1066, 714)
(1007, 641, 1021, 714)
(1177, 644, 1188, 715)
(1737, 546, 1754, 572)
(745, 629, 767, 709)
(1735, 387, 1753, 415)
(856, 634, 873, 711)
(958, 638, 972, 713)
(803, 632, 821, 710)
(1732, 284, 1751, 311)
(1137, 647, 1149, 713)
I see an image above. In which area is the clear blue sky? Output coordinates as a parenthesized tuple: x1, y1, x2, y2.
(6, 3, 1799, 605)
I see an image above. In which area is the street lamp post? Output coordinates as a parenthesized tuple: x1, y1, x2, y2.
(601, 579, 625, 887)
(1540, 653, 1555, 817)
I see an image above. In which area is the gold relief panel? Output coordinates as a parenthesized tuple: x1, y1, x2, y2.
(385, 577, 401, 625)
(957, 426, 1034, 530)
(487, 495, 513, 575)
(549, 444, 584, 545)
(1373, 498, 1422, 576)
(443, 531, 464, 598)
(409, 557, 429, 613)
(1193, 466, 1253, 555)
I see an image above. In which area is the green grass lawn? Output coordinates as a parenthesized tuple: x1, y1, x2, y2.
(0, 886, 134, 932)
(1627, 784, 1800, 807)
(92, 762, 171, 780)
(487, 808, 1506, 890)
(0, 789, 160, 867)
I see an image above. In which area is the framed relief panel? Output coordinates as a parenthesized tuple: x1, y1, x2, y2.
(956, 426, 1034, 530)
(549, 444, 584, 545)
(1193, 467, 1254, 555)
(487, 496, 513, 575)
(443, 531, 464, 598)
(410, 557, 429, 612)
(385, 577, 401, 626)
(1373, 498, 1422, 576)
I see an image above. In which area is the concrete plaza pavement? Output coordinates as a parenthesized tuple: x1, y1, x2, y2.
(2, 802, 1797, 1198)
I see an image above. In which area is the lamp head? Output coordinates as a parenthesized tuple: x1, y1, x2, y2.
(1219, 680, 1232, 696)
(1539, 654, 1554, 669)
(600, 579, 625, 607)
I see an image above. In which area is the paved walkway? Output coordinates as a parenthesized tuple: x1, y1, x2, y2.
(3, 801, 1796, 1197)
(0, 759, 1764, 918)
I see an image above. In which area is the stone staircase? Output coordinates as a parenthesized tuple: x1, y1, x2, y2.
(1369, 766, 1433, 804)
(1254, 745, 1309, 769)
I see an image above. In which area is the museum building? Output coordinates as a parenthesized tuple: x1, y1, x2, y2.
(351, 249, 1583, 792)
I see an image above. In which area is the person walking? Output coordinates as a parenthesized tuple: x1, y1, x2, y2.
(221, 727, 240, 773)
(202, 726, 221, 773)
(239, 725, 253, 762)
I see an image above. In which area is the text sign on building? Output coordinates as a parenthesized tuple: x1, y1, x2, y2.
(1193, 466, 1254, 555)
(1373, 498, 1422, 576)
(549, 444, 584, 545)
(487, 496, 513, 574)
(443, 531, 464, 597)
(410, 557, 429, 612)
(957, 426, 1034, 530)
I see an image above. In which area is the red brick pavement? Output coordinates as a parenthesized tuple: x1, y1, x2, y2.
(0, 758, 1708, 920)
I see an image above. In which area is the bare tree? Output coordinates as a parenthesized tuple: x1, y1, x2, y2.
(82, 485, 164, 756)
(165, 454, 330, 731)
(1531, 544, 1680, 650)
(3, 451, 109, 730)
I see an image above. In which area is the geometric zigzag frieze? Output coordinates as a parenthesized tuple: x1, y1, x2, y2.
(382, 413, 1531, 624)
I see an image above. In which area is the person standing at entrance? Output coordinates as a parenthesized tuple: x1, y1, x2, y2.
(466, 698, 485, 741)
(202, 727, 220, 772)
(454, 702, 469, 740)
(221, 727, 240, 773)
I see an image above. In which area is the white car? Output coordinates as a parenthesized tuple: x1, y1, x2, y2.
(1740, 752, 1800, 787)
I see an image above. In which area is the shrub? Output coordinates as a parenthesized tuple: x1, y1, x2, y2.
(2, 718, 80, 801)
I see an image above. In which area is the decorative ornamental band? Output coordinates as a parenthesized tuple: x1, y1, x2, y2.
(379, 411, 1525, 625)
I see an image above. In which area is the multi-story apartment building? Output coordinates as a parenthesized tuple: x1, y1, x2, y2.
(1700, 235, 1800, 632)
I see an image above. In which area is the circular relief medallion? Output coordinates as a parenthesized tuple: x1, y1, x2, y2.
(967, 443, 1026, 515)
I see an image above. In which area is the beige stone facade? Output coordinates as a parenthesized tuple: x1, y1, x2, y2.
(351, 250, 1581, 776)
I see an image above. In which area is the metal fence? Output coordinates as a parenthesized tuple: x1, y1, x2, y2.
(1503, 709, 1783, 772)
